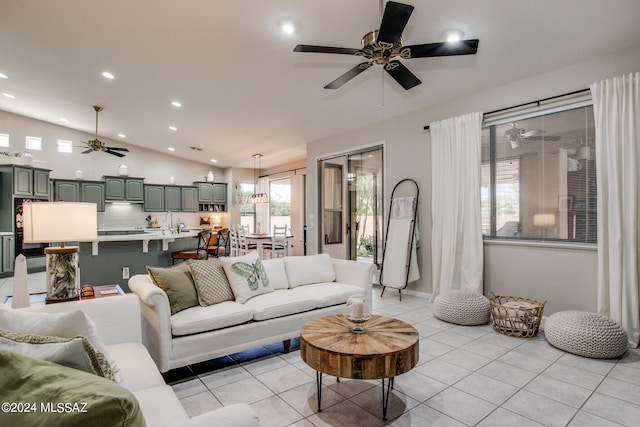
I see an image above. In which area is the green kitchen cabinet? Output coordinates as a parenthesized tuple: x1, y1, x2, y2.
(81, 181, 105, 212)
(144, 185, 165, 212)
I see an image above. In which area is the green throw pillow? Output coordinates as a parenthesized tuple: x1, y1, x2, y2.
(147, 263, 198, 315)
(187, 258, 235, 306)
(0, 349, 145, 426)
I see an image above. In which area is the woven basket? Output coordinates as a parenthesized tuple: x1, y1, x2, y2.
(489, 293, 546, 338)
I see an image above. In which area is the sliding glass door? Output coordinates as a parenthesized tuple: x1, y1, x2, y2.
(319, 146, 383, 263)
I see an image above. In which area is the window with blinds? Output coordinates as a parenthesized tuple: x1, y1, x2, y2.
(481, 104, 596, 243)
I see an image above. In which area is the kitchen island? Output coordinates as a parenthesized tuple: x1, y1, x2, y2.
(78, 229, 202, 292)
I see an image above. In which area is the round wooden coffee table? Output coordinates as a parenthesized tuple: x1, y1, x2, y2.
(300, 314, 419, 420)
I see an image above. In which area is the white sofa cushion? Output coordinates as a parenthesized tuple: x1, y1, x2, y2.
(289, 282, 365, 309)
(244, 289, 317, 321)
(221, 251, 274, 303)
(283, 253, 336, 288)
(107, 342, 166, 392)
(171, 301, 254, 336)
(133, 385, 188, 427)
(261, 258, 289, 290)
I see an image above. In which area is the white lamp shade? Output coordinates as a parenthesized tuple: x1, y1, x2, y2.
(23, 202, 97, 243)
(533, 213, 556, 227)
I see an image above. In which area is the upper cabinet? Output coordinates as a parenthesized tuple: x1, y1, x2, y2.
(143, 184, 197, 212)
(104, 176, 144, 202)
(181, 187, 197, 212)
(164, 186, 180, 212)
(195, 182, 226, 212)
(12, 166, 50, 199)
(81, 181, 105, 212)
(144, 185, 165, 212)
(51, 179, 105, 211)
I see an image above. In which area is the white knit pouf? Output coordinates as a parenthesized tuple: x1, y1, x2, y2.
(433, 290, 490, 326)
(544, 310, 628, 359)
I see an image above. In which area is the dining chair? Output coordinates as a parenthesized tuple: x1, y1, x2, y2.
(262, 225, 289, 259)
(207, 228, 229, 257)
(171, 230, 211, 265)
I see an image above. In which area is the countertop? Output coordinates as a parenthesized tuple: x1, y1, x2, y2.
(79, 229, 201, 255)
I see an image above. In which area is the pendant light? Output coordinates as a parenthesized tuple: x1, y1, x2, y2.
(251, 154, 268, 204)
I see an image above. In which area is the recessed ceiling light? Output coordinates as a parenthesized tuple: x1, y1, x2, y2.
(171, 101, 182, 107)
(60, 118, 69, 122)
(210, 158, 217, 163)
(0, 73, 8, 79)
(118, 133, 126, 138)
(168, 126, 177, 131)
(442, 29, 464, 43)
(281, 21, 295, 34)
(102, 71, 115, 79)
(168, 147, 176, 151)
(2, 93, 15, 99)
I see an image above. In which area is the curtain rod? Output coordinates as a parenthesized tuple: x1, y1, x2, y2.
(422, 87, 590, 130)
(259, 166, 306, 178)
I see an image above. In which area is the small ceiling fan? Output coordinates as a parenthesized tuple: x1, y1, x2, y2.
(293, 1, 479, 90)
(505, 123, 561, 148)
(80, 106, 129, 157)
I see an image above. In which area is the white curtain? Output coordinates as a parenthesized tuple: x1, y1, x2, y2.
(591, 72, 640, 348)
(430, 112, 484, 301)
(255, 176, 270, 233)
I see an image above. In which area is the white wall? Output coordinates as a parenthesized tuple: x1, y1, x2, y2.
(0, 110, 226, 228)
(306, 46, 640, 314)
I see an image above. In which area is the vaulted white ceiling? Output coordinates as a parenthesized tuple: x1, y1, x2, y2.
(1, 0, 639, 168)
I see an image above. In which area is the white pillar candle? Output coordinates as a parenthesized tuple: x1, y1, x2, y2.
(352, 298, 364, 319)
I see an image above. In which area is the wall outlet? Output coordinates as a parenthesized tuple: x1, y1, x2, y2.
(122, 266, 130, 280)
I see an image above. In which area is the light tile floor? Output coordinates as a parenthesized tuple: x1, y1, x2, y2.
(3, 274, 639, 426)
(166, 290, 640, 427)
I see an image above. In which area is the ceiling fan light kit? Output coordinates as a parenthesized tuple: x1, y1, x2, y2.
(293, 1, 479, 90)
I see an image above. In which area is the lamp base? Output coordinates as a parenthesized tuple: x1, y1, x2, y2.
(45, 246, 80, 302)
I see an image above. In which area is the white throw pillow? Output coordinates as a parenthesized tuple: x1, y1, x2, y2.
(0, 329, 114, 380)
(261, 258, 289, 290)
(220, 251, 274, 303)
(283, 253, 336, 288)
(0, 309, 123, 384)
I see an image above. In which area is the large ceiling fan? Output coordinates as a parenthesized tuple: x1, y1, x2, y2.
(81, 106, 129, 157)
(293, 1, 479, 90)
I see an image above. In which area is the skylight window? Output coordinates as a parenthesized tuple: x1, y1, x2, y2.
(0, 133, 9, 147)
(57, 139, 73, 153)
(26, 136, 42, 150)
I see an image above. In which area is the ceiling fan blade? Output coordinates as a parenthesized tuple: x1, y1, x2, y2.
(377, 1, 414, 45)
(81, 148, 94, 154)
(324, 62, 373, 89)
(294, 45, 362, 55)
(105, 149, 126, 157)
(106, 147, 129, 152)
(384, 60, 421, 90)
(404, 39, 479, 58)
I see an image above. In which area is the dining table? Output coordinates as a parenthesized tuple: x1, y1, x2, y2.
(245, 233, 293, 257)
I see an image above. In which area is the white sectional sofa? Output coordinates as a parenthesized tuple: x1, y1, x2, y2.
(129, 254, 375, 373)
(16, 294, 259, 427)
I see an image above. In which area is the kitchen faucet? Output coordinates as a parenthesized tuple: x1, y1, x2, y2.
(163, 211, 174, 234)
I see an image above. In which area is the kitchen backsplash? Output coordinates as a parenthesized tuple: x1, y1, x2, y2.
(97, 204, 204, 229)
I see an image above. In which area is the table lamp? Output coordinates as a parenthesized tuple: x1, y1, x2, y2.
(22, 201, 97, 302)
